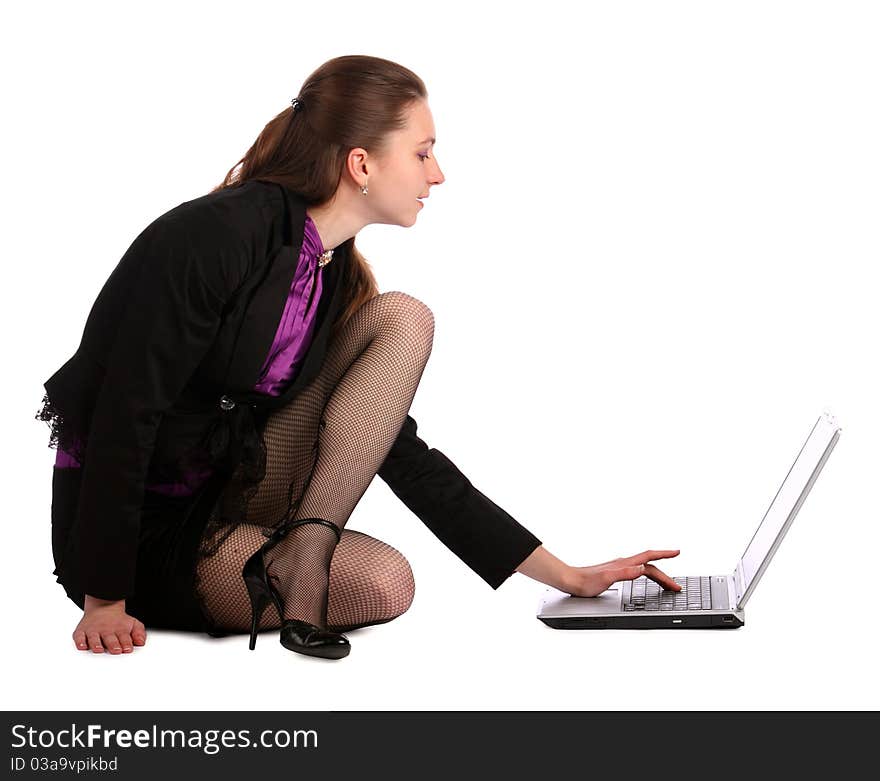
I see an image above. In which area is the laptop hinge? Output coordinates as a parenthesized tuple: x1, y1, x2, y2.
(733, 563, 745, 608)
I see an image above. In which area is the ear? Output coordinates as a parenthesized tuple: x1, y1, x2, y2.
(345, 147, 370, 181)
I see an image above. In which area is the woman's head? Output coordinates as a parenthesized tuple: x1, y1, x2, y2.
(213, 54, 444, 337)
(351, 96, 445, 228)
(215, 54, 444, 222)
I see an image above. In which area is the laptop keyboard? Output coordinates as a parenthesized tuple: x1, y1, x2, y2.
(623, 576, 713, 611)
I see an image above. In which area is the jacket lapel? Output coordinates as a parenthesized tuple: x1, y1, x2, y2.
(226, 183, 347, 408)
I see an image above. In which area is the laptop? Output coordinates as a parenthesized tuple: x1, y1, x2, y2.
(537, 411, 841, 629)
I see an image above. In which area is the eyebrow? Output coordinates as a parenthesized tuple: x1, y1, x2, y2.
(416, 137, 436, 146)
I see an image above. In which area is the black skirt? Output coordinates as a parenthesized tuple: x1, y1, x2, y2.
(52, 466, 228, 634)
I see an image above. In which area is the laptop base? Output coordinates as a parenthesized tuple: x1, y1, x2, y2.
(538, 613, 744, 630)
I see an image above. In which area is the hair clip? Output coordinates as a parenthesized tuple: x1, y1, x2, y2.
(290, 97, 302, 112)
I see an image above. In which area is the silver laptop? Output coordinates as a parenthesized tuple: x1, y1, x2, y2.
(537, 412, 841, 629)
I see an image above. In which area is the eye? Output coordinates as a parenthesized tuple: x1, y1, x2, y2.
(418, 153, 431, 161)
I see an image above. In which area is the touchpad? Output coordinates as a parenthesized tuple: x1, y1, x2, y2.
(541, 588, 621, 617)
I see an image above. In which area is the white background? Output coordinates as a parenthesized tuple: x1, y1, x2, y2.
(4, 0, 878, 710)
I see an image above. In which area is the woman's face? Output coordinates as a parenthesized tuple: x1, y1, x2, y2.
(365, 99, 445, 227)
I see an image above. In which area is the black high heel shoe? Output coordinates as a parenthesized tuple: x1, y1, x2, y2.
(241, 517, 351, 659)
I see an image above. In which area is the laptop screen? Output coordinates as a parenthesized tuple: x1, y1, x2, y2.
(736, 412, 841, 606)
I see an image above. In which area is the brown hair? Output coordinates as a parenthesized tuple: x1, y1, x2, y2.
(210, 54, 428, 342)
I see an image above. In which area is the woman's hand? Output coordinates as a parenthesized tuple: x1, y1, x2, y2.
(72, 595, 147, 654)
(564, 549, 682, 597)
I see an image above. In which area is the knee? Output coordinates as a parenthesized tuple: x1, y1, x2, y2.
(371, 548, 416, 618)
(374, 291, 435, 345)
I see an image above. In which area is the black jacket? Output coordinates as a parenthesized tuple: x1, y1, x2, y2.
(37, 180, 542, 601)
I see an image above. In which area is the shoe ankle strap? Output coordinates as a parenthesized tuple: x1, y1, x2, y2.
(263, 517, 342, 544)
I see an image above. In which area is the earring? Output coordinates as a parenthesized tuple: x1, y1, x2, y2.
(360, 177, 368, 196)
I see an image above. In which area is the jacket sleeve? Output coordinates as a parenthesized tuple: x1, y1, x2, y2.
(71, 215, 246, 600)
(377, 414, 542, 589)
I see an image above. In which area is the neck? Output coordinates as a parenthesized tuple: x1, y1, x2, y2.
(305, 190, 370, 251)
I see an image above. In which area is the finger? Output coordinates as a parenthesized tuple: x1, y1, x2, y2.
(643, 563, 681, 591)
(622, 549, 681, 566)
(132, 623, 147, 646)
(86, 631, 105, 653)
(72, 630, 89, 651)
(104, 633, 123, 654)
(118, 632, 134, 653)
(609, 564, 646, 584)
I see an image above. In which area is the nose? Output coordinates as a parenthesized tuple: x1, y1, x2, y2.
(430, 155, 445, 186)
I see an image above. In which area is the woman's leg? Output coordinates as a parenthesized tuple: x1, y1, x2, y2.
(195, 526, 415, 633)
(195, 291, 433, 632)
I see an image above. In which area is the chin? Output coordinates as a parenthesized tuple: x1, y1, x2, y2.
(390, 205, 420, 228)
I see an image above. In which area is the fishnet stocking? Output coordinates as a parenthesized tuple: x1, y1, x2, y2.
(194, 291, 434, 633)
(195, 526, 415, 633)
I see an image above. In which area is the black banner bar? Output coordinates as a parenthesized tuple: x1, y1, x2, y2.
(3, 711, 877, 775)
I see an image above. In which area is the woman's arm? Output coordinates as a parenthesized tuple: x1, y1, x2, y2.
(516, 546, 682, 597)
(375, 417, 680, 597)
(377, 414, 543, 589)
(515, 546, 575, 592)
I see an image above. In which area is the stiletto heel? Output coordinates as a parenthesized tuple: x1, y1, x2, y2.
(240, 517, 351, 659)
(242, 552, 282, 650)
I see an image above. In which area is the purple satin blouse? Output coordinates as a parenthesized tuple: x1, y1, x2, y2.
(55, 213, 330, 498)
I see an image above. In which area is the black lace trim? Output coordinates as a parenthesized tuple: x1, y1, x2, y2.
(193, 400, 322, 556)
(35, 393, 89, 467)
(35, 391, 252, 494)
(196, 404, 270, 556)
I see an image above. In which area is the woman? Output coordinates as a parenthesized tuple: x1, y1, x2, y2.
(37, 55, 681, 660)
